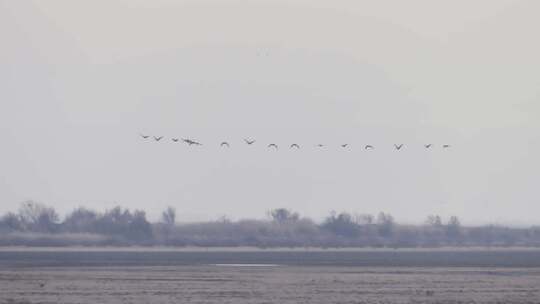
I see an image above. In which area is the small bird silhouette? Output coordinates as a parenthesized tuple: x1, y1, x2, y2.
(394, 144, 404, 150)
(221, 142, 230, 147)
(244, 139, 256, 145)
(443, 144, 451, 148)
(172, 138, 180, 142)
(140, 134, 150, 139)
(424, 144, 432, 148)
(341, 144, 348, 148)
(153, 136, 163, 141)
(268, 144, 278, 149)
(365, 145, 374, 150)
(183, 139, 202, 146)
(315, 144, 325, 148)
(290, 144, 300, 149)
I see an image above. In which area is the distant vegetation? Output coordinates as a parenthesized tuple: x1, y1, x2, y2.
(1, 201, 540, 248)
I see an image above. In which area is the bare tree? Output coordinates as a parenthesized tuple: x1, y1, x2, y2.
(446, 216, 462, 240)
(354, 213, 374, 225)
(0, 212, 23, 232)
(161, 206, 176, 226)
(127, 210, 153, 242)
(63, 207, 99, 233)
(269, 208, 299, 224)
(322, 211, 360, 237)
(18, 201, 59, 232)
(377, 212, 395, 237)
(425, 215, 443, 227)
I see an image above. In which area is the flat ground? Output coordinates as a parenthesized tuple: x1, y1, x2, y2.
(1, 266, 540, 303)
(1, 249, 540, 303)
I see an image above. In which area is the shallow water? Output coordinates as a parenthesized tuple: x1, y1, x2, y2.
(2, 248, 540, 268)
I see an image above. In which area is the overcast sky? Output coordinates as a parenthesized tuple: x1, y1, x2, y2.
(1, 0, 539, 225)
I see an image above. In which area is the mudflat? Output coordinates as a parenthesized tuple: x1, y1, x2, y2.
(1, 266, 540, 303)
(1, 249, 540, 303)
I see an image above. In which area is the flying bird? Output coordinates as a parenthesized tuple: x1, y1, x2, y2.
(424, 144, 432, 148)
(244, 139, 256, 145)
(341, 144, 348, 148)
(268, 144, 278, 149)
(139, 134, 150, 139)
(365, 145, 374, 150)
(183, 139, 202, 146)
(394, 144, 404, 150)
(290, 144, 300, 149)
(172, 138, 180, 142)
(153, 136, 163, 141)
(443, 144, 451, 148)
(315, 144, 325, 148)
(221, 142, 230, 147)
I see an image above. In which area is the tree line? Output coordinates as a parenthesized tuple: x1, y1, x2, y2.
(1, 201, 539, 247)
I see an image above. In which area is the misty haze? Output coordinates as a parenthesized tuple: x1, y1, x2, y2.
(1, 0, 540, 303)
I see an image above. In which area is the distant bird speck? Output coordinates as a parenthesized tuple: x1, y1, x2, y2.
(268, 144, 278, 149)
(290, 144, 300, 149)
(365, 145, 374, 150)
(424, 144, 432, 148)
(394, 144, 404, 150)
(244, 139, 256, 145)
(443, 144, 451, 148)
(221, 142, 230, 148)
(341, 144, 348, 148)
(172, 138, 179, 142)
(139, 134, 150, 139)
(153, 136, 163, 141)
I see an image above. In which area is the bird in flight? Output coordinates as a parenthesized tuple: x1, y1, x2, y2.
(172, 138, 180, 142)
(443, 144, 451, 148)
(183, 139, 202, 146)
(424, 144, 432, 149)
(221, 142, 230, 148)
(268, 144, 278, 149)
(365, 145, 374, 150)
(394, 144, 404, 150)
(153, 136, 163, 141)
(290, 144, 300, 149)
(140, 134, 150, 139)
(244, 139, 256, 145)
(341, 144, 348, 148)
(315, 144, 325, 148)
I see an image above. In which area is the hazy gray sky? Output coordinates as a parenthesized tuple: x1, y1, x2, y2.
(1, 0, 539, 225)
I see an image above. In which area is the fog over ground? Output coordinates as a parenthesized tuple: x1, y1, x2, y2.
(1, 0, 539, 225)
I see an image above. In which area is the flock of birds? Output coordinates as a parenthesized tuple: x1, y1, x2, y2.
(140, 134, 451, 150)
